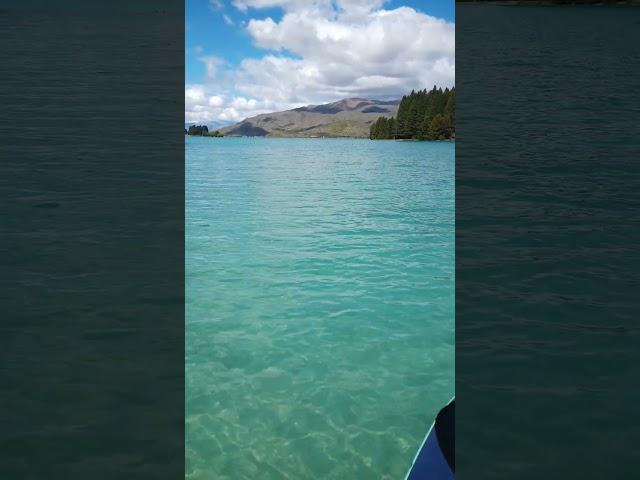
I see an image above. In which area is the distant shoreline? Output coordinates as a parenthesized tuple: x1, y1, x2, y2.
(186, 134, 455, 142)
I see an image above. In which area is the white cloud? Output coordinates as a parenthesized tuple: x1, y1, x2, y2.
(242, 6, 453, 101)
(199, 55, 225, 82)
(232, 0, 297, 12)
(185, 86, 207, 111)
(209, 0, 225, 10)
(232, 0, 385, 14)
(186, 1, 454, 124)
(185, 86, 289, 124)
(223, 14, 234, 25)
(208, 95, 225, 107)
(230, 97, 259, 109)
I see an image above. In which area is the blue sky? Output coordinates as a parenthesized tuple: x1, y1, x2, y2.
(185, 0, 455, 125)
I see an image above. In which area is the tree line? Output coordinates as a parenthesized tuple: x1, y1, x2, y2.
(369, 87, 455, 140)
(185, 125, 223, 137)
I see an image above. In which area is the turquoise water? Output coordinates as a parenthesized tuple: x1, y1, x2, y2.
(186, 137, 454, 479)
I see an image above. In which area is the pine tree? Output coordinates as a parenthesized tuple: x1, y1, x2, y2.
(428, 114, 447, 140)
(395, 95, 408, 138)
(369, 87, 454, 141)
(408, 101, 421, 138)
(444, 89, 455, 136)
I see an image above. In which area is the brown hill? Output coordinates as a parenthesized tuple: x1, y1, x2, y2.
(221, 98, 400, 138)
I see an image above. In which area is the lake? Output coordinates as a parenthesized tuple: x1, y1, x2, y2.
(186, 136, 454, 479)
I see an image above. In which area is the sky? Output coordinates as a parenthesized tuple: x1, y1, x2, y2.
(185, 0, 455, 126)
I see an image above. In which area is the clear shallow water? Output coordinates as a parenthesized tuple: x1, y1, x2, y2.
(186, 137, 454, 479)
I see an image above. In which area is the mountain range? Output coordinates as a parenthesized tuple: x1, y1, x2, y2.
(220, 98, 400, 138)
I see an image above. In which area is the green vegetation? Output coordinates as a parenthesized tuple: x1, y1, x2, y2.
(370, 87, 455, 141)
(187, 125, 208, 136)
(186, 125, 224, 137)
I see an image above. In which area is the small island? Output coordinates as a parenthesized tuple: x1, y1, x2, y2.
(369, 87, 455, 141)
(185, 125, 224, 137)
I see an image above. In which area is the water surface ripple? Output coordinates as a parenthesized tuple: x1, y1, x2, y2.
(186, 137, 454, 479)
